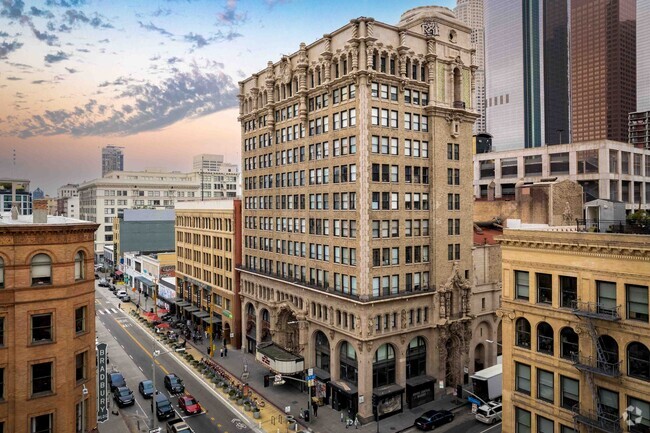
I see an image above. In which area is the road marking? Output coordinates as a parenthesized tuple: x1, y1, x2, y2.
(110, 316, 171, 376)
(111, 308, 119, 314)
(129, 355, 133, 360)
(105, 309, 111, 315)
(139, 366, 143, 372)
(478, 422, 503, 433)
(98, 310, 105, 315)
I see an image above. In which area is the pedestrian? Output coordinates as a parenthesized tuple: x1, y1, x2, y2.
(118, 303, 121, 309)
(204, 330, 208, 340)
(224, 345, 228, 357)
(354, 414, 359, 429)
(220, 347, 223, 357)
(312, 401, 318, 418)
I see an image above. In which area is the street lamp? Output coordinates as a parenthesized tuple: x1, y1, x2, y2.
(287, 320, 313, 424)
(81, 384, 89, 433)
(485, 340, 502, 346)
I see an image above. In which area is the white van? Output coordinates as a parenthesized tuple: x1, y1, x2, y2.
(116, 289, 127, 299)
(475, 401, 502, 425)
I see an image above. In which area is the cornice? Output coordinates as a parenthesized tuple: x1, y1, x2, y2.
(499, 238, 650, 261)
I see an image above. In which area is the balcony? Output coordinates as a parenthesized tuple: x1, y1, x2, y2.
(573, 406, 622, 433)
(453, 101, 466, 109)
(571, 301, 621, 321)
(571, 353, 622, 377)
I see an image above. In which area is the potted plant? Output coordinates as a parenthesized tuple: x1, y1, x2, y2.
(243, 401, 251, 411)
(236, 392, 244, 405)
(229, 389, 236, 400)
(252, 407, 261, 419)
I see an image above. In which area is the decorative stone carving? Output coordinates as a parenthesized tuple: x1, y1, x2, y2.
(279, 57, 292, 85)
(401, 309, 407, 328)
(366, 341, 373, 352)
(367, 316, 374, 336)
(356, 315, 362, 335)
(366, 45, 374, 69)
(329, 330, 335, 341)
(422, 21, 440, 37)
(562, 202, 574, 225)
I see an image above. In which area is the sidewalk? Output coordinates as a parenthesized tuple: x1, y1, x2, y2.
(123, 301, 468, 433)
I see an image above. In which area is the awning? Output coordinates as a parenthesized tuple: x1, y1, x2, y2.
(136, 276, 153, 286)
(114, 270, 123, 276)
(256, 343, 304, 374)
(373, 383, 405, 398)
(405, 375, 436, 389)
(184, 306, 199, 313)
(329, 380, 357, 396)
(176, 301, 191, 307)
(193, 311, 210, 319)
(312, 367, 331, 382)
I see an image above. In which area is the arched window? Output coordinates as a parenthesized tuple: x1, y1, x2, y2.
(453, 68, 462, 104)
(74, 251, 84, 280)
(0, 257, 4, 288)
(373, 344, 396, 387)
(515, 318, 531, 349)
(315, 331, 330, 373)
(31, 253, 52, 286)
(406, 337, 427, 379)
(598, 335, 620, 374)
(339, 341, 358, 385)
(537, 322, 554, 355)
(560, 327, 579, 360)
(628, 342, 650, 381)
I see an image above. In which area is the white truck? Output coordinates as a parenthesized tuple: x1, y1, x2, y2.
(166, 418, 193, 433)
(470, 364, 502, 404)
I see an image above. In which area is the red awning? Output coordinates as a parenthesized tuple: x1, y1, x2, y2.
(114, 270, 123, 276)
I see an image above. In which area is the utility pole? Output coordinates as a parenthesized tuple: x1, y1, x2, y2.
(208, 295, 213, 358)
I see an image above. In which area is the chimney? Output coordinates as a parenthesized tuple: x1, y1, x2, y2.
(33, 199, 48, 224)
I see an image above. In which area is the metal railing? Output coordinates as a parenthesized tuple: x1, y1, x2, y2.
(571, 353, 622, 377)
(576, 218, 650, 234)
(571, 301, 621, 321)
(572, 405, 622, 433)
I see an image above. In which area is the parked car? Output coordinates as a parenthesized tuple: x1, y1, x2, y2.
(156, 394, 175, 421)
(116, 289, 127, 298)
(98, 279, 109, 288)
(414, 410, 454, 430)
(475, 401, 502, 425)
(164, 373, 184, 394)
(162, 313, 175, 322)
(109, 285, 117, 292)
(108, 372, 126, 393)
(138, 380, 154, 399)
(113, 386, 135, 407)
(120, 294, 131, 302)
(178, 395, 201, 415)
(95, 273, 100, 280)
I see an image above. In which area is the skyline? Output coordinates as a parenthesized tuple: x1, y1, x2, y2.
(0, 0, 454, 195)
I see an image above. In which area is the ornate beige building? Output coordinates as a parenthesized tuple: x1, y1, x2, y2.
(499, 228, 650, 433)
(239, 6, 478, 421)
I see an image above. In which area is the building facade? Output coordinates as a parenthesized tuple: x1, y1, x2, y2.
(630, 111, 650, 149)
(193, 154, 241, 199)
(571, 0, 636, 143)
(0, 201, 98, 433)
(78, 170, 200, 261)
(174, 200, 242, 350)
(101, 145, 124, 177)
(239, 7, 478, 421)
(473, 140, 650, 211)
(498, 227, 650, 433)
(0, 179, 32, 216)
(638, 0, 650, 112)
(122, 252, 176, 311)
(454, 0, 486, 134)
(113, 209, 176, 270)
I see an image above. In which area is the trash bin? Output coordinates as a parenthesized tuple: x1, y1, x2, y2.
(287, 415, 297, 431)
(303, 409, 310, 422)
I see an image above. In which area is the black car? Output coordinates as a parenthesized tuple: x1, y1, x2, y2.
(98, 279, 109, 288)
(113, 386, 135, 407)
(155, 394, 175, 421)
(108, 372, 126, 393)
(164, 373, 184, 394)
(414, 410, 454, 430)
(138, 379, 154, 398)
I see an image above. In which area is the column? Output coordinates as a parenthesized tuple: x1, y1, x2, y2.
(357, 344, 374, 421)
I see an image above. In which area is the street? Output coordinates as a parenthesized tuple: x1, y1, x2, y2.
(399, 409, 501, 433)
(95, 282, 257, 433)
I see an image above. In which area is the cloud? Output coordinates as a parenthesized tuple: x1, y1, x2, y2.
(183, 30, 241, 49)
(45, 0, 87, 7)
(32, 79, 49, 84)
(65, 67, 78, 73)
(0, 31, 9, 37)
(138, 21, 173, 37)
(167, 56, 183, 64)
(44, 50, 69, 63)
(265, 0, 291, 8)
(5, 64, 238, 138)
(151, 7, 171, 17)
(236, 69, 246, 78)
(29, 23, 59, 45)
(98, 38, 109, 43)
(0, 40, 23, 58)
(0, 0, 25, 20)
(76, 47, 90, 52)
(6, 76, 23, 80)
(29, 6, 54, 18)
(217, 0, 247, 26)
(59, 9, 113, 30)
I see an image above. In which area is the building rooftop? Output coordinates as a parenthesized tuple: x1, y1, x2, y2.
(175, 199, 237, 210)
(0, 212, 93, 226)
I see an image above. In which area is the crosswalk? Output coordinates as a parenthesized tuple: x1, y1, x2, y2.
(97, 308, 120, 315)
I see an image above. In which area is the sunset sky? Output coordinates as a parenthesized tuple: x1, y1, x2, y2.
(0, 0, 454, 195)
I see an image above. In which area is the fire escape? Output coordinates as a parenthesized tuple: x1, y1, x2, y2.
(571, 301, 623, 433)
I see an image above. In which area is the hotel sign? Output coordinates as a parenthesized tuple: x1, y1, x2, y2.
(97, 343, 109, 423)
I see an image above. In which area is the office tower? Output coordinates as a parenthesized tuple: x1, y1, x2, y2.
(571, 0, 636, 142)
(0, 200, 99, 433)
(101, 145, 124, 177)
(240, 7, 478, 422)
(455, 0, 486, 134)
(500, 226, 650, 433)
(629, 1, 650, 148)
(0, 178, 32, 215)
(192, 154, 241, 199)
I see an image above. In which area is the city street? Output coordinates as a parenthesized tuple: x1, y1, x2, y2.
(399, 410, 502, 433)
(95, 282, 258, 433)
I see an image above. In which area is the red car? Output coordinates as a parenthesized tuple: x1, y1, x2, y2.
(178, 395, 201, 415)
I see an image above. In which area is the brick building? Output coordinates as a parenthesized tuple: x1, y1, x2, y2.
(0, 200, 99, 433)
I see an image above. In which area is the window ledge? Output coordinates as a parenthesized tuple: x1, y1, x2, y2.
(29, 391, 55, 400)
(30, 340, 55, 346)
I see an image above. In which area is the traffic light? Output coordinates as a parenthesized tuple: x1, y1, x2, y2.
(264, 375, 270, 388)
(372, 394, 378, 407)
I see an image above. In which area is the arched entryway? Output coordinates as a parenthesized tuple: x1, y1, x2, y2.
(406, 337, 426, 378)
(275, 307, 298, 353)
(405, 336, 435, 409)
(315, 331, 330, 372)
(261, 309, 271, 342)
(445, 337, 462, 388)
(313, 331, 331, 406)
(373, 344, 396, 388)
(245, 303, 256, 353)
(474, 343, 485, 372)
(330, 341, 358, 415)
(223, 323, 231, 346)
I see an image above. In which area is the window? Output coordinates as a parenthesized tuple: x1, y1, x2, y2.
(627, 284, 649, 322)
(32, 361, 53, 395)
(627, 397, 650, 433)
(515, 318, 531, 349)
(0, 367, 3, 400)
(515, 271, 530, 300)
(524, 155, 542, 176)
(537, 416, 554, 433)
(31, 413, 53, 433)
(515, 363, 531, 394)
(598, 387, 619, 419)
(560, 327, 579, 360)
(74, 251, 84, 280)
(560, 276, 577, 308)
(537, 273, 552, 304)
(406, 337, 426, 378)
(560, 376, 579, 410)
(597, 281, 618, 316)
(0, 257, 4, 288)
(372, 344, 396, 388)
(75, 306, 86, 334)
(31, 313, 53, 343)
(75, 351, 87, 382)
(627, 342, 650, 381)
(31, 253, 52, 285)
(0, 317, 3, 347)
(515, 407, 531, 433)
(537, 322, 554, 355)
(537, 369, 554, 403)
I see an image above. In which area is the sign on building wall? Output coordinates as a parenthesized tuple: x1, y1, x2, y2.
(160, 265, 176, 278)
(97, 343, 109, 423)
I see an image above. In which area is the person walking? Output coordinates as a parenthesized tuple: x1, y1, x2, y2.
(220, 347, 224, 357)
(224, 344, 228, 357)
(312, 401, 318, 418)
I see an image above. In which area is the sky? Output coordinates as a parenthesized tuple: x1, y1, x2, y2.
(0, 0, 454, 195)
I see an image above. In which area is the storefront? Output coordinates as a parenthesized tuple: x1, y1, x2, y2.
(405, 375, 436, 409)
(329, 380, 358, 416)
(373, 384, 404, 420)
(312, 367, 330, 406)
